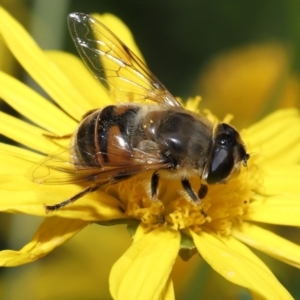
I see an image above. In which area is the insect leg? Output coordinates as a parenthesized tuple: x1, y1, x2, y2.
(181, 179, 208, 217)
(45, 183, 102, 213)
(43, 133, 72, 139)
(198, 184, 208, 199)
(42, 133, 73, 147)
(150, 171, 159, 200)
(181, 179, 200, 205)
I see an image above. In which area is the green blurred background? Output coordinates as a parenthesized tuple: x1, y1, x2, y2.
(0, 0, 300, 299)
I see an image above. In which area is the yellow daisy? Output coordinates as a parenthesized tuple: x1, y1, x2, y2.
(0, 7, 300, 300)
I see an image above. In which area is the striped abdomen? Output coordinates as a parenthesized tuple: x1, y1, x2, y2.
(71, 105, 141, 168)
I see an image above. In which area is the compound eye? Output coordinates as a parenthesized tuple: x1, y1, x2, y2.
(216, 133, 235, 146)
(206, 147, 234, 184)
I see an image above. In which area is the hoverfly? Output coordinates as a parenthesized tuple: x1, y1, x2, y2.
(33, 13, 249, 213)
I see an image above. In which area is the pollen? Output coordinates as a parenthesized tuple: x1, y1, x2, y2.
(112, 161, 258, 234)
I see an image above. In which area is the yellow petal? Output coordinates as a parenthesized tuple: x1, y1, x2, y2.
(92, 13, 145, 63)
(109, 225, 180, 300)
(0, 70, 77, 135)
(246, 108, 299, 139)
(42, 188, 126, 221)
(0, 142, 43, 170)
(244, 109, 300, 164)
(0, 7, 91, 120)
(0, 143, 125, 220)
(159, 276, 175, 300)
(190, 230, 292, 300)
(198, 44, 296, 128)
(0, 148, 50, 216)
(0, 181, 125, 220)
(246, 194, 300, 225)
(45, 51, 112, 108)
(0, 178, 124, 221)
(0, 217, 88, 266)
(0, 111, 58, 154)
(258, 164, 300, 195)
(85, 13, 157, 105)
(232, 223, 300, 268)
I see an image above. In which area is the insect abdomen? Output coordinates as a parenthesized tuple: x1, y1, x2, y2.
(72, 105, 141, 167)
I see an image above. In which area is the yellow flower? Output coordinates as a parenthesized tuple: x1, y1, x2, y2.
(198, 44, 300, 128)
(0, 6, 300, 300)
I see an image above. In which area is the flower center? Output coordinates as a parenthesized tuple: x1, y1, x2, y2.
(110, 161, 259, 235)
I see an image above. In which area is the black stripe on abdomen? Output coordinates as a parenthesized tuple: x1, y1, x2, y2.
(74, 109, 101, 167)
(74, 105, 140, 166)
(96, 105, 140, 163)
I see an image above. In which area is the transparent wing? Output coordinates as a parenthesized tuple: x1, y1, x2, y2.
(68, 12, 181, 107)
(29, 145, 170, 185)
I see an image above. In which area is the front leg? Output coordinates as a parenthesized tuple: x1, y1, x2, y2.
(198, 184, 208, 199)
(181, 179, 208, 217)
(150, 171, 159, 200)
(181, 178, 200, 205)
